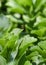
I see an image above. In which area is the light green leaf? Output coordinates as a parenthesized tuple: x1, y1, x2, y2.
(35, 0, 46, 12)
(38, 41, 46, 50)
(7, 61, 15, 65)
(31, 28, 46, 37)
(24, 60, 32, 65)
(23, 15, 31, 23)
(0, 55, 6, 65)
(43, 7, 46, 16)
(10, 28, 23, 36)
(34, 16, 46, 28)
(19, 35, 37, 49)
(16, 0, 32, 7)
(26, 51, 39, 60)
(17, 35, 37, 58)
(0, 14, 10, 31)
(6, 0, 26, 14)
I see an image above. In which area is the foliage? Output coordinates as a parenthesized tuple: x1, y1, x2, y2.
(0, 0, 46, 65)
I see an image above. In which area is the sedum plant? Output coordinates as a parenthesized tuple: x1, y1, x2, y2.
(0, 0, 46, 65)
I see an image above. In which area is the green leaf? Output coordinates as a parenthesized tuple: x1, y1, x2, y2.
(35, 0, 46, 12)
(38, 41, 46, 50)
(0, 0, 2, 7)
(16, 0, 32, 7)
(7, 61, 15, 65)
(0, 0, 46, 64)
(0, 38, 6, 47)
(31, 55, 44, 65)
(0, 55, 6, 65)
(17, 35, 37, 58)
(6, 15, 24, 24)
(0, 14, 10, 31)
(10, 28, 23, 36)
(24, 60, 32, 65)
(31, 28, 46, 37)
(18, 54, 26, 65)
(43, 7, 46, 16)
(26, 51, 39, 60)
(6, 0, 26, 14)
(34, 16, 46, 29)
(23, 15, 31, 23)
(30, 46, 43, 54)
(19, 35, 37, 49)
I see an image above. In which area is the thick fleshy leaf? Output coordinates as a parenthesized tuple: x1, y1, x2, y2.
(19, 35, 37, 49)
(23, 15, 31, 23)
(0, 14, 10, 31)
(26, 51, 39, 60)
(0, 0, 46, 65)
(34, 16, 46, 29)
(0, 55, 6, 65)
(43, 7, 46, 16)
(38, 41, 46, 50)
(35, 0, 46, 12)
(10, 28, 23, 36)
(31, 28, 46, 37)
(16, 0, 32, 7)
(17, 35, 37, 58)
(6, 0, 26, 14)
(24, 60, 32, 65)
